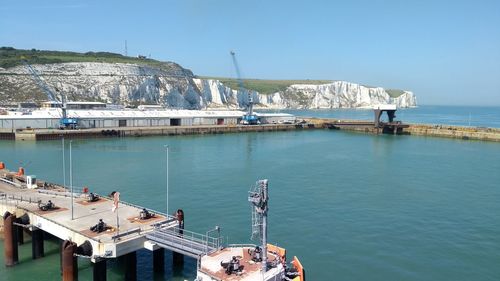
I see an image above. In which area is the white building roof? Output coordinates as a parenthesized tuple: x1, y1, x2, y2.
(42, 101, 106, 105)
(0, 109, 294, 120)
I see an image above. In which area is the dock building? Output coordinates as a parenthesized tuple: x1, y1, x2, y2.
(0, 109, 295, 131)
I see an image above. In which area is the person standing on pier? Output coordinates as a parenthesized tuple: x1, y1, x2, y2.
(110, 191, 120, 212)
(176, 209, 184, 234)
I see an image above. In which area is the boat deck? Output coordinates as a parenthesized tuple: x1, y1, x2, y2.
(199, 246, 283, 281)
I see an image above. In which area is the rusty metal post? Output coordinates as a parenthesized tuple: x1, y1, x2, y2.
(3, 212, 19, 266)
(62, 240, 78, 281)
(32, 228, 45, 259)
(93, 258, 107, 281)
(152, 248, 165, 273)
(123, 251, 137, 281)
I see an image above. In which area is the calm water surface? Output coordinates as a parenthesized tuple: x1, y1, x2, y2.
(0, 130, 499, 281)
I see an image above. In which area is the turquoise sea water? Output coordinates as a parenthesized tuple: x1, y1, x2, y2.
(1, 121, 500, 280)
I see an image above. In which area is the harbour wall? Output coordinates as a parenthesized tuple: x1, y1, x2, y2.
(404, 124, 500, 142)
(6, 123, 317, 141)
(1, 120, 499, 142)
(305, 118, 500, 142)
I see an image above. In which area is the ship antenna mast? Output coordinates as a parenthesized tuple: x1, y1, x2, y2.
(248, 179, 269, 273)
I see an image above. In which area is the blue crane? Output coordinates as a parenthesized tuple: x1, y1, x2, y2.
(22, 60, 78, 129)
(230, 51, 260, 125)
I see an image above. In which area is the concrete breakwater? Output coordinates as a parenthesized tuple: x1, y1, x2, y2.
(405, 124, 500, 142)
(1, 119, 499, 142)
(3, 123, 317, 141)
(305, 118, 500, 142)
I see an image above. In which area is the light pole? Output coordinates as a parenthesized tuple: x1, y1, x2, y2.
(62, 137, 66, 188)
(164, 145, 169, 216)
(69, 140, 74, 220)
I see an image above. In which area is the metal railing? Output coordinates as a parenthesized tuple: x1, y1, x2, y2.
(2, 193, 41, 205)
(147, 225, 223, 259)
(99, 194, 175, 222)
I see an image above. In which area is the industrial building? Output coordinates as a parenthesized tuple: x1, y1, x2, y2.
(0, 109, 296, 131)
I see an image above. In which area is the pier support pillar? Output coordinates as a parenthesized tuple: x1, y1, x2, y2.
(152, 248, 165, 273)
(173, 251, 184, 266)
(93, 259, 107, 281)
(62, 240, 78, 281)
(3, 212, 19, 266)
(124, 251, 137, 281)
(32, 228, 45, 259)
(60, 240, 63, 275)
(15, 218, 24, 245)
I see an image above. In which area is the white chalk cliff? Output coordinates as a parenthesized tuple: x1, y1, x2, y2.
(0, 62, 416, 109)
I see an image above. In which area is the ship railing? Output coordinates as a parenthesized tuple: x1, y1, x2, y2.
(100, 196, 175, 221)
(37, 186, 88, 198)
(150, 225, 223, 257)
(227, 243, 257, 248)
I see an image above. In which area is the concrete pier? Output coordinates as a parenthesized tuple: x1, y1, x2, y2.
(6, 123, 314, 141)
(0, 165, 223, 280)
(0, 168, 182, 279)
(306, 118, 500, 142)
(2, 115, 500, 143)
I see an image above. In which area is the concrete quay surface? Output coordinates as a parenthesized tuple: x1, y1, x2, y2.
(305, 118, 500, 142)
(1, 123, 314, 141)
(0, 172, 175, 260)
(1, 118, 499, 142)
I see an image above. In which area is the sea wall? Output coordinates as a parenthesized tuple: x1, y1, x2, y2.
(305, 118, 500, 142)
(406, 124, 500, 142)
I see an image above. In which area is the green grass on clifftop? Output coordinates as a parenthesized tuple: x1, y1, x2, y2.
(0, 47, 179, 71)
(200, 77, 333, 95)
(385, 89, 406, 98)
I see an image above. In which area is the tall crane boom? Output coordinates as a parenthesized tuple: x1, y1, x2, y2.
(22, 60, 78, 129)
(22, 61, 60, 103)
(230, 51, 245, 93)
(230, 51, 259, 125)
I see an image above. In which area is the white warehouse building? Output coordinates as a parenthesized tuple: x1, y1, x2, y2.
(0, 109, 296, 131)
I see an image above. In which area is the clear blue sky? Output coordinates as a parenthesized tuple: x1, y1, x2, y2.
(1, 0, 499, 106)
